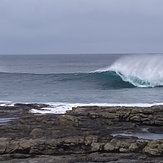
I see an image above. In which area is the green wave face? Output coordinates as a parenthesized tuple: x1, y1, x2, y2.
(0, 70, 160, 89)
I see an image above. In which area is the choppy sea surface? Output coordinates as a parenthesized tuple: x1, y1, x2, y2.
(0, 54, 163, 113)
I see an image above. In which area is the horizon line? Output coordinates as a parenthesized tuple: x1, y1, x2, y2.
(0, 52, 162, 55)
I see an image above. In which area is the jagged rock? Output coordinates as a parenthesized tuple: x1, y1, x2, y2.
(69, 105, 163, 126)
(104, 142, 116, 151)
(0, 138, 8, 154)
(143, 140, 163, 156)
(57, 115, 79, 126)
(0, 104, 163, 162)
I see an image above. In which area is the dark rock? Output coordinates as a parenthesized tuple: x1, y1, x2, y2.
(0, 104, 163, 162)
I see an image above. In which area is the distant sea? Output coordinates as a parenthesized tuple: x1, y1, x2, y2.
(0, 54, 163, 110)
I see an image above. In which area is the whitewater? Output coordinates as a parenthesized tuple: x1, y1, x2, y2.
(1, 101, 163, 114)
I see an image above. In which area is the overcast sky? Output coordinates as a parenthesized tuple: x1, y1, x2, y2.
(0, 0, 163, 54)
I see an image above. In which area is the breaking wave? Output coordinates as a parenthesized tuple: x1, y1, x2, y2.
(94, 54, 163, 87)
(0, 54, 163, 88)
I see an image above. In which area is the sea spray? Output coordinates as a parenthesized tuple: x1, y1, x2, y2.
(95, 54, 163, 87)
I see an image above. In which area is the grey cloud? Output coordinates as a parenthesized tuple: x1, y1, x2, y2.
(0, 0, 163, 54)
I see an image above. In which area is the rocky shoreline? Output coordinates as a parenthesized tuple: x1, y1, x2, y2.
(0, 104, 163, 162)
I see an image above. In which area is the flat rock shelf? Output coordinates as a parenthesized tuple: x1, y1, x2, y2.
(0, 104, 163, 163)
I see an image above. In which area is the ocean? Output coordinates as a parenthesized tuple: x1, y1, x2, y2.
(0, 54, 163, 113)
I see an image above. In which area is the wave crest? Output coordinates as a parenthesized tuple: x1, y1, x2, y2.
(1, 55, 163, 88)
(95, 54, 163, 87)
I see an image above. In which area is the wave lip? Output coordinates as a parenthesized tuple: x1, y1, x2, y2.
(115, 71, 158, 88)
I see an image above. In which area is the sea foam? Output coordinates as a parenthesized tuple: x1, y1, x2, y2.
(30, 102, 163, 114)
